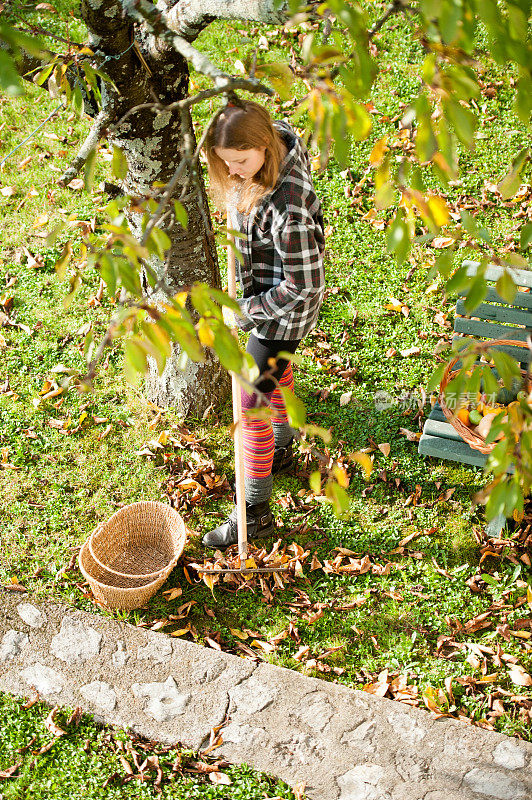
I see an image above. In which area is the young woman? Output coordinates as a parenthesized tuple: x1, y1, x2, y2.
(202, 100, 325, 548)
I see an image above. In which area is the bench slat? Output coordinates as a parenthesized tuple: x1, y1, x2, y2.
(453, 318, 532, 341)
(418, 433, 488, 467)
(423, 418, 464, 441)
(457, 286, 532, 310)
(464, 260, 532, 289)
(455, 300, 532, 327)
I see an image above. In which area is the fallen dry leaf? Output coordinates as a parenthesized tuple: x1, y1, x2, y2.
(432, 236, 455, 248)
(44, 706, 66, 737)
(67, 178, 84, 191)
(508, 665, 532, 686)
(209, 771, 232, 785)
(0, 762, 21, 779)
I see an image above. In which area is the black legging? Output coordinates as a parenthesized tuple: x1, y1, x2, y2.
(246, 333, 300, 396)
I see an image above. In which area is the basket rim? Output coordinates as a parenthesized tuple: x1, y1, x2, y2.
(439, 337, 530, 453)
(88, 501, 186, 580)
(78, 539, 166, 592)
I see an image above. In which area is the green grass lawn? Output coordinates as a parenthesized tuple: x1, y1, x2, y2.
(0, 0, 531, 757)
(0, 692, 299, 799)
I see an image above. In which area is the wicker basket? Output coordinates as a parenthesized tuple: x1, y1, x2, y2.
(88, 501, 186, 580)
(439, 338, 530, 454)
(78, 538, 169, 611)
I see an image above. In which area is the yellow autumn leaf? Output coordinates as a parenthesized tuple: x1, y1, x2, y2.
(198, 322, 215, 347)
(245, 557, 257, 569)
(370, 136, 388, 166)
(333, 465, 349, 488)
(229, 628, 249, 640)
(33, 213, 49, 228)
(427, 196, 450, 227)
(350, 451, 373, 479)
(158, 430, 169, 446)
(170, 625, 191, 637)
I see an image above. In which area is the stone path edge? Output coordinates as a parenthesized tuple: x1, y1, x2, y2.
(1, 590, 531, 800)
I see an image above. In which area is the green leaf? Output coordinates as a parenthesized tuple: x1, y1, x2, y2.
(415, 95, 438, 162)
(460, 210, 491, 244)
(54, 242, 72, 279)
(112, 146, 128, 181)
(255, 62, 294, 100)
(212, 323, 243, 372)
(309, 470, 322, 494)
(72, 84, 84, 116)
(427, 362, 446, 393)
(481, 365, 500, 398)
(167, 318, 204, 362)
(117, 259, 141, 295)
(503, 252, 530, 270)
(280, 388, 306, 428)
(84, 148, 97, 192)
(515, 75, 532, 123)
(208, 287, 240, 316)
(124, 338, 148, 384)
(439, 0, 462, 42)
(386, 212, 410, 264)
(332, 107, 349, 168)
(324, 481, 350, 516)
(520, 223, 532, 250)
(173, 200, 188, 229)
(148, 227, 172, 260)
(485, 480, 507, 520)
(344, 100, 372, 140)
(190, 283, 218, 316)
(99, 253, 117, 296)
(445, 265, 470, 296)
(34, 62, 56, 87)
(498, 147, 530, 200)
(489, 349, 521, 390)
(0, 50, 23, 96)
(443, 97, 477, 147)
(495, 270, 517, 303)
(142, 320, 172, 361)
(435, 248, 454, 278)
(462, 273, 487, 314)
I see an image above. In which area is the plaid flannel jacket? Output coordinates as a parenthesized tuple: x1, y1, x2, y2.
(230, 121, 325, 341)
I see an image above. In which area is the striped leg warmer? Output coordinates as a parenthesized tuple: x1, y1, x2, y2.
(270, 363, 295, 448)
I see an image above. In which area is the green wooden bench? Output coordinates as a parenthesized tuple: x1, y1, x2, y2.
(418, 260, 532, 534)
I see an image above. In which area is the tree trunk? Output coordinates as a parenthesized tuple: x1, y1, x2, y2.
(81, 0, 229, 415)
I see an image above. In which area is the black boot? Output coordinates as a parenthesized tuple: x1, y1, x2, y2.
(202, 501, 275, 549)
(271, 438, 294, 476)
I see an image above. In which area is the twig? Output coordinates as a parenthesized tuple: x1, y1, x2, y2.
(58, 105, 115, 185)
(369, 0, 413, 39)
(112, 78, 273, 131)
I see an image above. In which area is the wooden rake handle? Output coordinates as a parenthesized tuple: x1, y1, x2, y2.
(226, 230, 248, 564)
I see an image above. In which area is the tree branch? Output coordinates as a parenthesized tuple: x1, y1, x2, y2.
(162, 0, 287, 43)
(121, 0, 233, 87)
(58, 104, 116, 186)
(368, 0, 414, 39)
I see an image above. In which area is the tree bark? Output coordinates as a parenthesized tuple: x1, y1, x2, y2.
(81, 0, 229, 415)
(163, 0, 286, 42)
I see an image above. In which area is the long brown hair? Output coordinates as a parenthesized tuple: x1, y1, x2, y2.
(205, 101, 285, 214)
